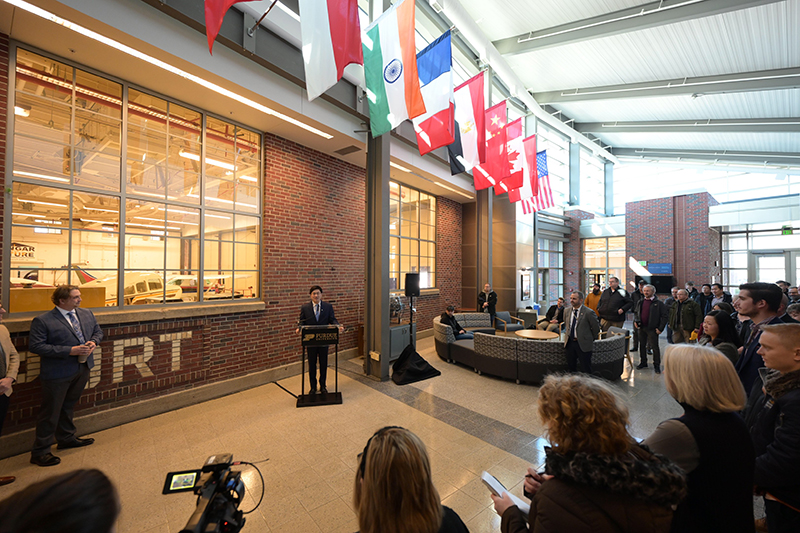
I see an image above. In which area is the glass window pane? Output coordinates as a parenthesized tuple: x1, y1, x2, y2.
(203, 272, 234, 301)
(585, 238, 606, 251)
(723, 252, 748, 269)
(608, 251, 626, 268)
(234, 272, 259, 299)
(584, 252, 606, 268)
(204, 240, 233, 271)
(121, 270, 167, 305)
(166, 237, 199, 271)
(124, 234, 165, 269)
(234, 214, 259, 243)
(72, 230, 119, 270)
(205, 210, 234, 238)
(16, 49, 74, 104)
(607, 237, 625, 250)
(234, 243, 259, 271)
(11, 225, 68, 269)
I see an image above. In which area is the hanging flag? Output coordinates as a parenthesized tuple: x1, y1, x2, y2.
(496, 118, 523, 194)
(363, 0, 426, 137)
(413, 31, 454, 155)
(509, 135, 538, 203)
(300, 0, 363, 101)
(451, 72, 485, 171)
(205, 0, 257, 55)
(530, 150, 555, 212)
(483, 101, 508, 184)
(448, 121, 466, 175)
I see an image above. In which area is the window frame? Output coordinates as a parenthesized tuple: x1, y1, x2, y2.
(389, 181, 437, 292)
(4, 43, 263, 314)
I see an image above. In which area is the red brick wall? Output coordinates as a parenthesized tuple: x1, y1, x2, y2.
(624, 193, 718, 293)
(2, 125, 463, 433)
(564, 210, 594, 294)
(625, 197, 675, 292)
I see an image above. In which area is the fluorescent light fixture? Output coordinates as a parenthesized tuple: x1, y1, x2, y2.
(14, 170, 70, 182)
(14, 105, 31, 117)
(4, 0, 334, 140)
(84, 207, 119, 213)
(238, 175, 258, 182)
(19, 199, 67, 207)
(390, 162, 411, 172)
(135, 215, 198, 226)
(178, 150, 237, 171)
(125, 222, 180, 230)
(33, 218, 62, 224)
(79, 218, 118, 225)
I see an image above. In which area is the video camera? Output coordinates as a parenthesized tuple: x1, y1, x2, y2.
(163, 453, 246, 533)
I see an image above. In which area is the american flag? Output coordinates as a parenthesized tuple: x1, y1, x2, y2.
(522, 150, 554, 214)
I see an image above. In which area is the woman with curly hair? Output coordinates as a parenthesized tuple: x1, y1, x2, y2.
(644, 345, 755, 533)
(354, 426, 468, 533)
(492, 374, 686, 533)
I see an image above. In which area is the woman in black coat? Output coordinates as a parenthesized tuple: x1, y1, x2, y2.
(644, 344, 755, 533)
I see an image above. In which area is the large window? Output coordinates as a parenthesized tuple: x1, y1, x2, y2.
(9, 48, 261, 312)
(582, 237, 626, 293)
(536, 124, 569, 210)
(537, 238, 564, 305)
(389, 182, 436, 291)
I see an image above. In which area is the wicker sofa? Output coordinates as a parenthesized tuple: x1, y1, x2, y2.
(433, 315, 625, 384)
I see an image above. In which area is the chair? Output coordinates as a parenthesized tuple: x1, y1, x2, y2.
(603, 326, 633, 368)
(495, 311, 525, 334)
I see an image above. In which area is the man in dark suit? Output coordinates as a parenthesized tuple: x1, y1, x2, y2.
(563, 291, 601, 374)
(29, 285, 103, 467)
(477, 283, 497, 326)
(634, 284, 669, 373)
(296, 285, 343, 394)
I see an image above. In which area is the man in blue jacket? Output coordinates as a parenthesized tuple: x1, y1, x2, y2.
(29, 286, 103, 467)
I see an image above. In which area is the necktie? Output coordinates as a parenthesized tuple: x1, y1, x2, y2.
(68, 311, 86, 344)
(314, 304, 320, 321)
(570, 310, 578, 339)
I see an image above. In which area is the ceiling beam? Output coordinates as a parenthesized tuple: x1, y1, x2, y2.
(610, 148, 800, 167)
(576, 118, 800, 134)
(492, 0, 781, 56)
(534, 67, 800, 104)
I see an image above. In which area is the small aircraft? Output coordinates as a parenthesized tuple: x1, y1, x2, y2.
(71, 265, 183, 306)
(10, 277, 54, 288)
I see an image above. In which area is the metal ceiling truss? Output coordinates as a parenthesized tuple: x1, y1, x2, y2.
(576, 118, 800, 134)
(493, 0, 782, 56)
(534, 67, 800, 104)
(610, 147, 800, 167)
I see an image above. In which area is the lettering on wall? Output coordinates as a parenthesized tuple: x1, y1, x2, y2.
(16, 331, 193, 388)
(11, 242, 36, 261)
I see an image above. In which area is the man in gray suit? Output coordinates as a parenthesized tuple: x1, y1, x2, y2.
(563, 291, 601, 374)
(29, 285, 103, 467)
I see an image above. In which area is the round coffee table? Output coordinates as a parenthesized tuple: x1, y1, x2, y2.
(515, 329, 560, 340)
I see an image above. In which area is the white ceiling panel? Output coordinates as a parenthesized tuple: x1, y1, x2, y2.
(508, 1, 799, 92)
(598, 132, 800, 153)
(556, 89, 800, 122)
(458, 0, 648, 42)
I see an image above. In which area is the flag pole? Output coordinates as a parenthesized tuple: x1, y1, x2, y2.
(247, 0, 280, 37)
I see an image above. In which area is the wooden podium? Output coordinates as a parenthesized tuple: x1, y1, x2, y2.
(297, 325, 343, 408)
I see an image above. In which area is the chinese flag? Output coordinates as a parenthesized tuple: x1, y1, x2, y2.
(483, 101, 508, 190)
(205, 0, 257, 54)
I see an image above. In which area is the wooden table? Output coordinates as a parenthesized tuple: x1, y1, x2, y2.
(515, 329, 559, 340)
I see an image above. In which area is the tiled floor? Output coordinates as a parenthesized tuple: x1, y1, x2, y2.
(0, 331, 681, 533)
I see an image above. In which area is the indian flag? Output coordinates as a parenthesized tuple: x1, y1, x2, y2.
(362, 0, 426, 137)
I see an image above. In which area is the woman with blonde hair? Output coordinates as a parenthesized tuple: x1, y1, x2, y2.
(493, 374, 686, 532)
(644, 344, 755, 533)
(354, 426, 468, 533)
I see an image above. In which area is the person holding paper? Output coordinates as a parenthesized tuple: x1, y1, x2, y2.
(491, 374, 686, 532)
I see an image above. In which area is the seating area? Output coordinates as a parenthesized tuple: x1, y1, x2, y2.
(433, 314, 626, 384)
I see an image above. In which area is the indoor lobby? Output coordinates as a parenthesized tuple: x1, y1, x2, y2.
(0, 333, 677, 533)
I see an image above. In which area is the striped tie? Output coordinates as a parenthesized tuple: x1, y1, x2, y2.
(68, 311, 86, 344)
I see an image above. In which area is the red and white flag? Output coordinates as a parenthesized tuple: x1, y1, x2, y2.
(496, 118, 523, 194)
(509, 134, 537, 203)
(205, 0, 257, 54)
(300, 0, 363, 101)
(452, 72, 485, 170)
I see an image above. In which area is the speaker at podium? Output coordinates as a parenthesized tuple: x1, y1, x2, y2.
(405, 273, 420, 297)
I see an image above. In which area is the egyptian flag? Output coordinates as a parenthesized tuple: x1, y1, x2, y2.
(450, 72, 485, 171)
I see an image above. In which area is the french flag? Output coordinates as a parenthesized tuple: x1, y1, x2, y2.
(413, 31, 455, 156)
(299, 0, 363, 101)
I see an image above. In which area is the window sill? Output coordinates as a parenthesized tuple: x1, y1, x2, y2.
(4, 301, 266, 334)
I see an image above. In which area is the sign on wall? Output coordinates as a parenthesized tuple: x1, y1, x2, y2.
(11, 242, 36, 261)
(648, 263, 673, 275)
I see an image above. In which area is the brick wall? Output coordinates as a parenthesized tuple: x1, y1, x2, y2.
(625, 197, 675, 291)
(1, 126, 463, 433)
(564, 210, 594, 293)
